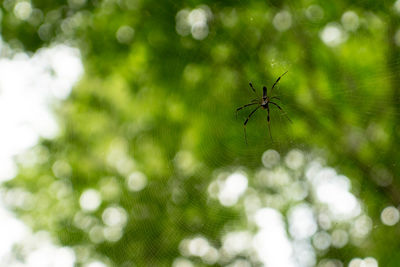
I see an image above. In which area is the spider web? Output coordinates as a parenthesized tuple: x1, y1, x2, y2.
(162, 1, 399, 266)
(3, 1, 400, 267)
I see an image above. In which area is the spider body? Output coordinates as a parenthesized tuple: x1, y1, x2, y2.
(236, 71, 291, 144)
(261, 98, 270, 109)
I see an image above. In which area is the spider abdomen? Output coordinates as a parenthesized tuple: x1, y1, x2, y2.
(261, 101, 269, 109)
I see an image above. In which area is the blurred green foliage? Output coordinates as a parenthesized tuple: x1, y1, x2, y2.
(3, 0, 400, 266)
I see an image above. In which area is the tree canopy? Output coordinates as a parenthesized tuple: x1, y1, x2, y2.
(2, 0, 400, 266)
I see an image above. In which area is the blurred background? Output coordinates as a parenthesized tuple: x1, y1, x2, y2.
(0, 0, 400, 266)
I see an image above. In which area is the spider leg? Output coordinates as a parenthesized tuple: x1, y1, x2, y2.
(270, 96, 280, 101)
(236, 102, 258, 118)
(271, 71, 288, 93)
(243, 106, 260, 144)
(266, 104, 273, 142)
(249, 82, 256, 93)
(269, 101, 292, 123)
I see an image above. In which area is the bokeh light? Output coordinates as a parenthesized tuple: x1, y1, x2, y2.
(320, 23, 348, 47)
(79, 189, 102, 212)
(262, 149, 280, 168)
(176, 6, 212, 40)
(253, 208, 296, 266)
(116, 25, 135, 44)
(14, 2, 32, 20)
(222, 231, 252, 256)
(0, 44, 82, 181)
(273, 10, 292, 32)
(288, 204, 317, 240)
(126, 171, 147, 192)
(331, 229, 349, 248)
(102, 206, 128, 227)
(172, 258, 194, 267)
(348, 257, 378, 267)
(312, 231, 331, 250)
(305, 5, 324, 22)
(217, 172, 248, 207)
(202, 150, 376, 266)
(341, 11, 359, 32)
(380, 206, 400, 226)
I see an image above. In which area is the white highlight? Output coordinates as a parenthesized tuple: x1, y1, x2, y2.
(394, 0, 400, 14)
(292, 241, 316, 267)
(307, 163, 360, 220)
(349, 257, 378, 267)
(341, 11, 359, 32)
(202, 151, 374, 267)
(218, 172, 248, 206)
(380, 206, 400, 226)
(2, 230, 76, 267)
(80, 189, 102, 212)
(126, 171, 147, 191)
(0, 43, 83, 265)
(273, 10, 292, 32)
(288, 204, 317, 240)
(312, 231, 331, 250)
(253, 208, 296, 267)
(26, 245, 75, 267)
(331, 229, 348, 248)
(352, 215, 373, 238)
(0, 44, 83, 181)
(172, 258, 194, 267)
(14, 2, 32, 20)
(0, 208, 27, 259)
(85, 261, 107, 267)
(262, 149, 280, 168)
(102, 206, 128, 227)
(285, 149, 304, 170)
(320, 23, 347, 47)
(188, 237, 209, 257)
(222, 231, 252, 256)
(176, 6, 212, 40)
(103, 226, 123, 242)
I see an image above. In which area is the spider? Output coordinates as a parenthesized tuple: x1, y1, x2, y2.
(236, 71, 292, 144)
